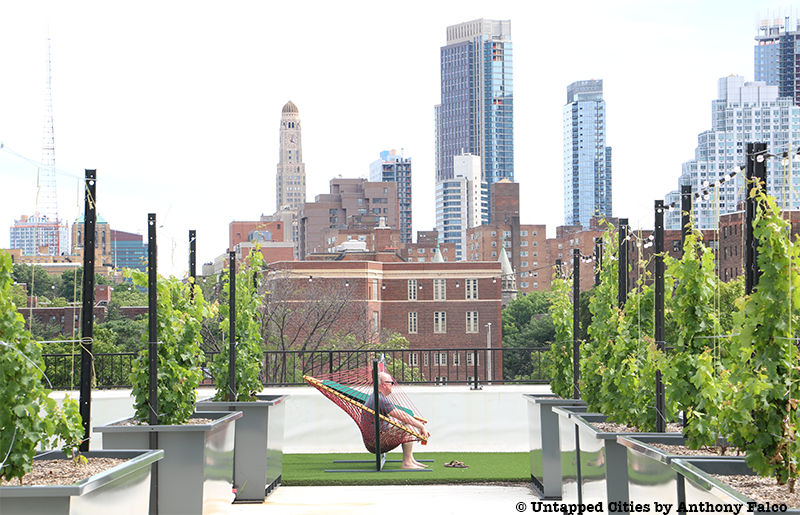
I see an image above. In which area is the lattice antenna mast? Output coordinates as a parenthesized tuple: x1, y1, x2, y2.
(38, 23, 61, 255)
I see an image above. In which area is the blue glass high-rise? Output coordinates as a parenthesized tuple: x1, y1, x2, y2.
(436, 19, 513, 185)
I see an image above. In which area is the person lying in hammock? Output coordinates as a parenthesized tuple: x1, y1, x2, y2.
(362, 371, 431, 469)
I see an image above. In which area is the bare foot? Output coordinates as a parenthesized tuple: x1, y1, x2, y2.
(401, 462, 424, 469)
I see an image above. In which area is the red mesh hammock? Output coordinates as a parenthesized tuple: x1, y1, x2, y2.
(304, 360, 428, 454)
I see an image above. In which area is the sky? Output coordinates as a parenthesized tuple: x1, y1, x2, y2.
(0, 0, 793, 278)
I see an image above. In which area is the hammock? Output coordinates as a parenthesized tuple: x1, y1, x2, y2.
(303, 361, 428, 454)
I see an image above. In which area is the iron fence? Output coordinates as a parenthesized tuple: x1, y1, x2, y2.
(42, 346, 551, 390)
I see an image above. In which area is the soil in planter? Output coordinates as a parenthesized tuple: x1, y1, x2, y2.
(713, 474, 800, 508)
(0, 458, 126, 487)
(113, 417, 214, 426)
(591, 422, 683, 433)
(648, 443, 734, 457)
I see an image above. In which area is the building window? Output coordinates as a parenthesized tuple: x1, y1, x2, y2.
(408, 312, 418, 333)
(466, 311, 479, 333)
(435, 376, 447, 386)
(433, 279, 446, 300)
(491, 241, 497, 247)
(521, 231, 528, 236)
(423, 353, 429, 366)
(465, 279, 478, 299)
(408, 279, 417, 300)
(373, 311, 379, 331)
(453, 352, 460, 365)
(434, 311, 447, 333)
(522, 282, 530, 288)
(409, 352, 419, 366)
(521, 261, 528, 268)
(466, 352, 479, 366)
(418, 248, 425, 253)
(434, 352, 447, 366)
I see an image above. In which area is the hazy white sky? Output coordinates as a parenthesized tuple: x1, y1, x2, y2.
(0, 0, 792, 277)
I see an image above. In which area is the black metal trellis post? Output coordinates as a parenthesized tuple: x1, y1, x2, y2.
(618, 218, 629, 308)
(147, 213, 158, 515)
(594, 237, 602, 286)
(654, 201, 666, 433)
(229, 251, 237, 402)
(79, 169, 96, 452)
(681, 184, 692, 250)
(745, 142, 768, 295)
(189, 230, 196, 300)
(572, 248, 580, 400)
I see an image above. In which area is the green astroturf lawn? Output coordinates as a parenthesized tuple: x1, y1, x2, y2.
(282, 452, 530, 486)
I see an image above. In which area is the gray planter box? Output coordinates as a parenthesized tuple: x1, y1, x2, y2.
(553, 405, 592, 502)
(619, 435, 742, 508)
(672, 458, 800, 514)
(0, 449, 163, 515)
(195, 394, 288, 502)
(524, 394, 586, 500)
(557, 411, 670, 505)
(95, 411, 242, 515)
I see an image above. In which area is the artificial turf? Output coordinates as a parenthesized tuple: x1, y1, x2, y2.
(282, 452, 530, 486)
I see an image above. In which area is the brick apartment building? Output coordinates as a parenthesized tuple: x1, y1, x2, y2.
(403, 231, 457, 262)
(299, 178, 399, 259)
(267, 259, 504, 384)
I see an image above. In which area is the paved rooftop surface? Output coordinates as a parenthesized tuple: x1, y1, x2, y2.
(228, 484, 542, 515)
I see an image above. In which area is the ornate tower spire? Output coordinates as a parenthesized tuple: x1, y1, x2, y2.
(276, 101, 306, 211)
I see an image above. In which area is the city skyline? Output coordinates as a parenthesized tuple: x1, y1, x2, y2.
(0, 1, 789, 277)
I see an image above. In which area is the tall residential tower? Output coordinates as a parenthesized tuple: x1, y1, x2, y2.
(276, 101, 306, 211)
(755, 11, 800, 104)
(435, 19, 513, 185)
(369, 149, 412, 244)
(665, 76, 800, 230)
(562, 79, 612, 228)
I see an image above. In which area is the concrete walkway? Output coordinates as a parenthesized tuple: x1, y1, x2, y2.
(229, 484, 542, 515)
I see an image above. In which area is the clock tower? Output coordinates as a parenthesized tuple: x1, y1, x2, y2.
(276, 100, 306, 211)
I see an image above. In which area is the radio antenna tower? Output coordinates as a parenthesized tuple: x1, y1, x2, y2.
(36, 23, 63, 255)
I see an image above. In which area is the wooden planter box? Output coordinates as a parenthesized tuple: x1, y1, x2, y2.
(524, 394, 586, 500)
(0, 449, 163, 515)
(195, 394, 289, 502)
(95, 411, 241, 515)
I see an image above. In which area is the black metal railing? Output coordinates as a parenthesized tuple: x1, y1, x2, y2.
(42, 346, 551, 390)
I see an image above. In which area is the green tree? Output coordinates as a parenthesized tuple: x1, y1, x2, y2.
(58, 267, 109, 303)
(12, 263, 55, 299)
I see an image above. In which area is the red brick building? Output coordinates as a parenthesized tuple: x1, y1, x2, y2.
(267, 259, 504, 384)
(404, 231, 457, 262)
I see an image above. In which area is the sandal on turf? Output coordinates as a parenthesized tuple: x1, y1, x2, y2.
(444, 460, 457, 468)
(453, 461, 469, 468)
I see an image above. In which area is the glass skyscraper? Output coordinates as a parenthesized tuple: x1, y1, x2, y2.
(562, 79, 612, 228)
(435, 19, 513, 185)
(755, 14, 800, 104)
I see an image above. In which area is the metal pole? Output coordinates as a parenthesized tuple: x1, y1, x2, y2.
(486, 323, 492, 384)
(572, 248, 580, 399)
(372, 360, 381, 471)
(654, 201, 666, 432)
(229, 251, 237, 402)
(189, 230, 196, 301)
(680, 185, 692, 250)
(147, 213, 158, 515)
(594, 237, 602, 286)
(79, 169, 96, 452)
(745, 142, 768, 295)
(618, 218, 629, 308)
(471, 349, 480, 390)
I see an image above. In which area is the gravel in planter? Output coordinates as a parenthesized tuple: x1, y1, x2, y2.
(0, 458, 126, 487)
(712, 474, 800, 508)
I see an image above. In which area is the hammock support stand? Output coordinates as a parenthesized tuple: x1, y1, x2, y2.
(308, 359, 433, 473)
